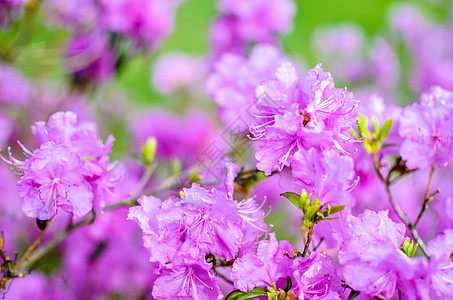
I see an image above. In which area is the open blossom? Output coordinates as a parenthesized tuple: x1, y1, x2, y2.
(17, 142, 93, 220)
(152, 256, 222, 299)
(336, 210, 423, 299)
(291, 252, 343, 299)
(128, 184, 244, 264)
(32, 111, 119, 212)
(2, 111, 118, 220)
(250, 63, 359, 175)
(398, 86, 453, 169)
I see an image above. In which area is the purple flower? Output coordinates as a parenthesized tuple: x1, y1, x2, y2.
(128, 184, 243, 264)
(336, 210, 423, 299)
(218, 0, 295, 43)
(291, 252, 342, 299)
(65, 31, 116, 83)
(342, 241, 422, 299)
(336, 210, 406, 257)
(236, 196, 272, 255)
(16, 142, 93, 220)
(231, 232, 293, 291)
(100, 0, 175, 50)
(398, 86, 453, 169)
(415, 230, 453, 299)
(32, 111, 119, 212)
(251, 63, 359, 175)
(198, 156, 239, 199)
(152, 257, 222, 299)
(291, 148, 356, 207)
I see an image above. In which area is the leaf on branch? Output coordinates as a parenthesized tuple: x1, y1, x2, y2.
(280, 192, 304, 211)
(379, 119, 393, 144)
(329, 205, 345, 215)
(225, 287, 268, 300)
(284, 276, 292, 293)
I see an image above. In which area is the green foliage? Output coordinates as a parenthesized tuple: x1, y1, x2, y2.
(401, 238, 418, 258)
(141, 137, 157, 167)
(351, 114, 393, 154)
(280, 190, 345, 229)
(225, 287, 268, 300)
(284, 276, 292, 293)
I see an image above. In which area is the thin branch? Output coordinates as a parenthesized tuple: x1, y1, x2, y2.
(15, 217, 52, 269)
(371, 153, 430, 260)
(20, 213, 95, 272)
(414, 165, 435, 228)
(302, 226, 314, 257)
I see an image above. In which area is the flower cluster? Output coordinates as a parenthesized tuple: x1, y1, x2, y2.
(399, 86, 453, 169)
(128, 179, 270, 298)
(250, 63, 359, 176)
(2, 0, 453, 299)
(2, 111, 119, 220)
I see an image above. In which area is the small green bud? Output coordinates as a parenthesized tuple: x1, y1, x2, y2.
(141, 137, 157, 166)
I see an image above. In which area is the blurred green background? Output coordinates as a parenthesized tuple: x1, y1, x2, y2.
(2, 0, 450, 107)
(120, 0, 451, 105)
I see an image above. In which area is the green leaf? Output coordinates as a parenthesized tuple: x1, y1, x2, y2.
(304, 201, 320, 222)
(372, 116, 380, 135)
(329, 205, 345, 215)
(284, 276, 292, 292)
(379, 119, 393, 144)
(411, 243, 419, 257)
(401, 238, 418, 257)
(281, 192, 304, 212)
(357, 115, 369, 139)
(225, 290, 245, 300)
(225, 288, 268, 300)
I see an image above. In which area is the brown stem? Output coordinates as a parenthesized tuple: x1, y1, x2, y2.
(302, 226, 314, 257)
(15, 217, 52, 270)
(371, 153, 430, 260)
(19, 213, 95, 272)
(414, 165, 435, 228)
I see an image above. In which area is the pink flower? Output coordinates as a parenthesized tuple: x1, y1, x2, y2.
(17, 142, 93, 220)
